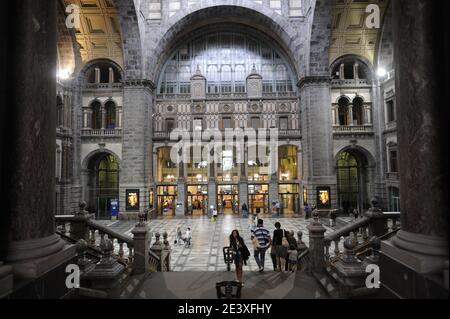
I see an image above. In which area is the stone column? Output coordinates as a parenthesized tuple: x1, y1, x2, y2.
(207, 148, 217, 211)
(101, 105, 106, 130)
(2, 0, 74, 278)
(95, 67, 101, 84)
(353, 63, 359, 80)
(119, 80, 154, 217)
(298, 77, 337, 211)
(382, 0, 449, 276)
(109, 67, 114, 84)
(339, 64, 345, 80)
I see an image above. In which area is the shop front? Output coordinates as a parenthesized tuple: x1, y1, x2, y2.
(157, 185, 177, 216)
(187, 185, 208, 216)
(218, 184, 239, 215)
(248, 184, 269, 215)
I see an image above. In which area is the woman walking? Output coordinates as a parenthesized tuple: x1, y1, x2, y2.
(272, 222, 288, 272)
(229, 230, 250, 284)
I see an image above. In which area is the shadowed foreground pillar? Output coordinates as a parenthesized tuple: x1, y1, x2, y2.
(380, 0, 449, 298)
(4, 0, 75, 278)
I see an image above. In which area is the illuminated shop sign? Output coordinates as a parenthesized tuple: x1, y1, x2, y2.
(126, 189, 140, 211)
(317, 187, 331, 209)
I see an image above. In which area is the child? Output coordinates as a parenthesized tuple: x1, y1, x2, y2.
(288, 245, 298, 272)
(212, 208, 218, 222)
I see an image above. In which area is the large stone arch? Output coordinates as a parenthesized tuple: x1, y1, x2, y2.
(113, 0, 145, 79)
(147, 0, 307, 82)
(82, 149, 122, 171)
(307, 0, 335, 77)
(375, 1, 394, 71)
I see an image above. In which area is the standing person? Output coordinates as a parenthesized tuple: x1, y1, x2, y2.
(242, 203, 248, 218)
(304, 203, 311, 220)
(273, 222, 288, 272)
(184, 227, 192, 247)
(212, 207, 218, 222)
(229, 230, 250, 284)
(251, 219, 271, 272)
(174, 225, 183, 245)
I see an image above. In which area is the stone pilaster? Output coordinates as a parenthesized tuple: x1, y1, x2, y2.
(298, 76, 337, 210)
(119, 80, 154, 218)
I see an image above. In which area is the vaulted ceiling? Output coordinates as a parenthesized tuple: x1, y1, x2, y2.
(330, 0, 388, 65)
(63, 0, 124, 67)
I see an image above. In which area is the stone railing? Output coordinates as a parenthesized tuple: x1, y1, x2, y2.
(331, 79, 372, 87)
(386, 172, 399, 181)
(55, 203, 158, 280)
(84, 83, 123, 90)
(279, 129, 302, 138)
(323, 209, 400, 264)
(333, 125, 373, 134)
(307, 199, 401, 298)
(148, 232, 171, 272)
(81, 129, 122, 138)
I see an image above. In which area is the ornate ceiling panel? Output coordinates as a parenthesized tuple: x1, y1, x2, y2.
(330, 0, 388, 65)
(63, 0, 124, 67)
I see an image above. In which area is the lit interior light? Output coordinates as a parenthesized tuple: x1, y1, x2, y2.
(376, 68, 387, 78)
(57, 69, 71, 80)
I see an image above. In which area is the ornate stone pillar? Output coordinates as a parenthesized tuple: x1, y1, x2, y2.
(381, 0, 449, 285)
(2, 0, 74, 278)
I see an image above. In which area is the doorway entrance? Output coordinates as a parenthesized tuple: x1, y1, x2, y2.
(157, 186, 177, 216)
(248, 184, 269, 215)
(218, 185, 239, 215)
(279, 184, 300, 215)
(187, 185, 208, 216)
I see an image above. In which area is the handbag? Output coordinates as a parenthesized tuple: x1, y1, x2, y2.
(282, 230, 289, 248)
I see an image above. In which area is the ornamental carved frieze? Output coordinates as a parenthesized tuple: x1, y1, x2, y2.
(247, 102, 263, 113)
(220, 103, 235, 113)
(191, 103, 206, 114)
(277, 102, 291, 113)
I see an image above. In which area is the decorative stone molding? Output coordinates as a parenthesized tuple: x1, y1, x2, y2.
(220, 103, 235, 114)
(297, 76, 332, 89)
(191, 102, 206, 114)
(277, 102, 291, 113)
(247, 102, 263, 113)
(123, 79, 155, 90)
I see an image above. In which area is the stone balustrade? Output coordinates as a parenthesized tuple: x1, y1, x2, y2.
(81, 129, 122, 138)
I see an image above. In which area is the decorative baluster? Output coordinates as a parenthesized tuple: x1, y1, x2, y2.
(118, 241, 125, 263)
(99, 232, 105, 249)
(60, 222, 67, 235)
(334, 239, 340, 257)
(362, 226, 369, 241)
(128, 246, 134, 264)
(89, 228, 96, 246)
(325, 243, 330, 261)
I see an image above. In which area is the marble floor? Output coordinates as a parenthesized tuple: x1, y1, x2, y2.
(94, 215, 341, 272)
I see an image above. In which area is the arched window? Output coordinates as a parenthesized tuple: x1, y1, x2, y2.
(338, 97, 349, 126)
(220, 65, 232, 93)
(207, 65, 219, 93)
(91, 101, 102, 129)
(105, 101, 116, 129)
(352, 97, 364, 125)
(86, 61, 122, 84)
(337, 151, 359, 214)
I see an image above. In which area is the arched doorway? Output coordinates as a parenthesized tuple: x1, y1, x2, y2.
(86, 153, 120, 219)
(336, 149, 371, 215)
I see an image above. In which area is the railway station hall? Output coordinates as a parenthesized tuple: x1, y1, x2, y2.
(0, 0, 448, 300)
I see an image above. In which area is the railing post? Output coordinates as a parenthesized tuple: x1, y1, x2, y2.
(307, 210, 327, 273)
(332, 234, 368, 298)
(150, 232, 163, 272)
(131, 212, 149, 275)
(364, 198, 386, 238)
(71, 202, 92, 241)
